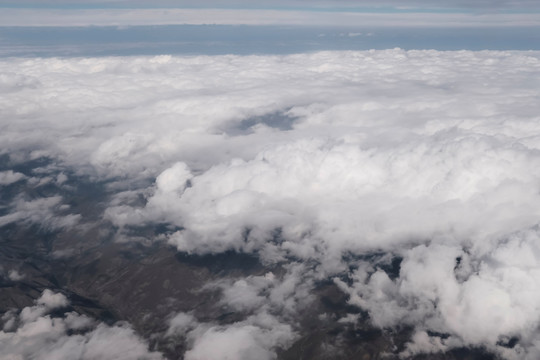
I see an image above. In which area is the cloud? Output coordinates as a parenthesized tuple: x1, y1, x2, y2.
(0, 170, 26, 185)
(4, 0, 540, 10)
(335, 228, 540, 358)
(1, 8, 540, 27)
(0, 196, 80, 229)
(3, 50, 540, 358)
(157, 134, 540, 267)
(7, 269, 25, 281)
(167, 311, 296, 360)
(0, 289, 163, 360)
(212, 263, 314, 314)
(163, 264, 310, 359)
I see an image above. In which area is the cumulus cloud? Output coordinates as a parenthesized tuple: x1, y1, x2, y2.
(157, 134, 540, 267)
(7, 270, 25, 282)
(213, 264, 314, 314)
(0, 289, 163, 360)
(163, 264, 310, 359)
(167, 311, 296, 360)
(3, 50, 540, 357)
(334, 227, 540, 358)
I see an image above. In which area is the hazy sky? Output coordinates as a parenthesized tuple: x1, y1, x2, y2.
(1, 0, 540, 27)
(2, 0, 540, 10)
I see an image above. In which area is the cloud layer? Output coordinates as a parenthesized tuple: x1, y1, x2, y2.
(2, 8, 540, 27)
(2, 49, 540, 358)
(4, 0, 540, 10)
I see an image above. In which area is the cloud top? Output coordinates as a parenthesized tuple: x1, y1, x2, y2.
(0, 290, 162, 360)
(3, 49, 540, 358)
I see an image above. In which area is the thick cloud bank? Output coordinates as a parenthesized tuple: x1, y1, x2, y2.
(2, 50, 540, 358)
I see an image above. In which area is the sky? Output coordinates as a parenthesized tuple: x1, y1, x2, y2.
(1, 0, 540, 27)
(2, 0, 540, 9)
(1, 0, 540, 56)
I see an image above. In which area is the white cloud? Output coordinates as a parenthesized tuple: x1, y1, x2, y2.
(400, 331, 450, 358)
(164, 266, 308, 359)
(167, 312, 296, 360)
(336, 228, 540, 358)
(157, 133, 540, 269)
(0, 171, 26, 185)
(185, 323, 290, 360)
(0, 290, 163, 360)
(36, 289, 70, 310)
(212, 264, 313, 314)
(3, 50, 540, 358)
(166, 312, 197, 337)
(7, 270, 25, 282)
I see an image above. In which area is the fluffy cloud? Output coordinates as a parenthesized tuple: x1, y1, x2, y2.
(158, 134, 540, 264)
(214, 264, 314, 314)
(3, 50, 539, 180)
(0, 290, 163, 360)
(161, 265, 308, 360)
(336, 227, 540, 359)
(167, 311, 296, 360)
(3, 49, 540, 358)
(0, 171, 26, 185)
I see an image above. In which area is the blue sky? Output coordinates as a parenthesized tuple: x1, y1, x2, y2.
(1, 0, 539, 55)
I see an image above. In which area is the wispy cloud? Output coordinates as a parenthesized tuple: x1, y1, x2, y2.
(3, 0, 540, 11)
(1, 8, 540, 27)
